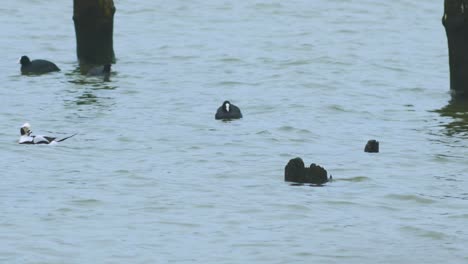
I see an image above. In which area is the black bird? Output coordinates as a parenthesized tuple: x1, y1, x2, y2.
(19, 56, 60, 75)
(284, 157, 330, 185)
(364, 139, 379, 153)
(215, 100, 242, 120)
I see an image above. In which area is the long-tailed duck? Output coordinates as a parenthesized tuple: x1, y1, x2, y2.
(18, 123, 75, 145)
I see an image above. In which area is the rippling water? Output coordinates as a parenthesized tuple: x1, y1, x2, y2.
(1, 1, 467, 263)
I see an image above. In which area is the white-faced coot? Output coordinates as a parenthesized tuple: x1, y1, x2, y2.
(215, 100, 243, 120)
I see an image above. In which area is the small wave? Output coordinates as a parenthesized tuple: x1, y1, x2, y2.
(114, 169, 130, 174)
(218, 57, 243, 63)
(401, 87, 425, 93)
(56, 207, 72, 213)
(170, 55, 198, 61)
(336, 176, 370, 182)
(253, 3, 283, 10)
(280, 59, 313, 66)
(448, 214, 468, 219)
(325, 200, 357, 206)
(214, 81, 248, 86)
(327, 104, 346, 112)
(442, 194, 468, 200)
(188, 145, 201, 150)
(289, 138, 308, 143)
(70, 199, 102, 205)
(157, 221, 200, 228)
(256, 130, 271, 135)
(373, 62, 406, 73)
(400, 226, 447, 240)
(284, 204, 311, 211)
(336, 29, 357, 34)
(385, 194, 436, 204)
(297, 129, 312, 134)
(278, 125, 294, 131)
(117, 136, 132, 142)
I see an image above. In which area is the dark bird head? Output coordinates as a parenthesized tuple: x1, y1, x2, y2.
(222, 101, 231, 112)
(364, 139, 379, 153)
(20, 123, 32, 136)
(19, 56, 31, 66)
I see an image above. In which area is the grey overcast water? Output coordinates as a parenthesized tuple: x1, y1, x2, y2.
(1, 1, 467, 263)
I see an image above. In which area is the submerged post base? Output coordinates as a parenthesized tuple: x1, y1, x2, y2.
(73, 0, 116, 73)
(443, 0, 468, 96)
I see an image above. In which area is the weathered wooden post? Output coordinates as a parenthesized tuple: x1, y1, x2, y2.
(73, 0, 116, 73)
(443, 0, 468, 97)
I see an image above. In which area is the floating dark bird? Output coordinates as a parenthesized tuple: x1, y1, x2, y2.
(215, 100, 242, 120)
(364, 139, 379, 153)
(284, 157, 330, 185)
(19, 56, 60, 75)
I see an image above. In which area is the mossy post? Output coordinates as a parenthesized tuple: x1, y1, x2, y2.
(73, 0, 116, 73)
(443, 0, 468, 97)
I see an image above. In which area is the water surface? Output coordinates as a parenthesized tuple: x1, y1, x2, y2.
(1, 1, 467, 263)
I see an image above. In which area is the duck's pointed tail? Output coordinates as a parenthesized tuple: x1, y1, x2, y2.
(57, 133, 77, 142)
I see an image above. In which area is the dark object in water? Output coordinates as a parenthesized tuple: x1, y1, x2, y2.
(442, 2, 468, 97)
(215, 100, 242, 120)
(73, 0, 116, 67)
(19, 56, 60, 75)
(284, 157, 330, 185)
(364, 139, 379, 153)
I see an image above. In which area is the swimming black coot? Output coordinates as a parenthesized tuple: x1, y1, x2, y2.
(364, 139, 379, 153)
(19, 56, 60, 75)
(215, 100, 242, 120)
(284, 157, 330, 185)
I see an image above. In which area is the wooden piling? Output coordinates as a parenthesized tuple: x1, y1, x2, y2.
(443, 0, 468, 97)
(73, 0, 116, 73)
